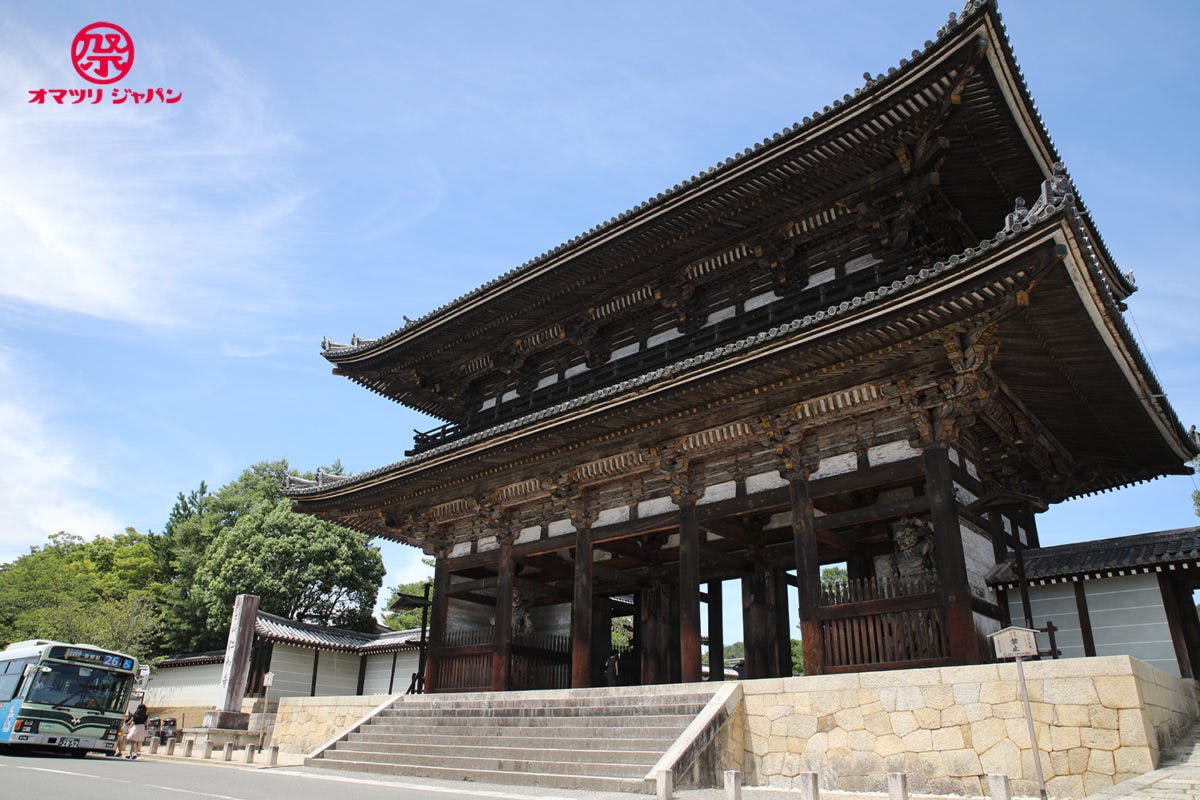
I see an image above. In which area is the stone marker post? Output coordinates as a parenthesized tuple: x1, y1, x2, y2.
(202, 593, 260, 730)
(797, 772, 819, 800)
(888, 772, 908, 800)
(988, 774, 1012, 800)
(723, 769, 742, 800)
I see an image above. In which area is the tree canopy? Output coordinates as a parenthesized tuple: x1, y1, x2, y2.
(0, 457, 386, 659)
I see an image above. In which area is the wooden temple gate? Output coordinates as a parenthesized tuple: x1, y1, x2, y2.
(288, 1, 1195, 693)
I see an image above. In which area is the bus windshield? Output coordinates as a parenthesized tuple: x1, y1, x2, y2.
(25, 661, 132, 714)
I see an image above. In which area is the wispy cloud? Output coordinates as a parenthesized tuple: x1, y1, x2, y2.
(0, 20, 305, 330)
(0, 346, 122, 561)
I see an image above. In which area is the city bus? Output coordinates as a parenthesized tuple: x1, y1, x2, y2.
(0, 640, 143, 757)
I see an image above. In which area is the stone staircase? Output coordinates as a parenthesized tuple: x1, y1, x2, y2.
(305, 685, 718, 793)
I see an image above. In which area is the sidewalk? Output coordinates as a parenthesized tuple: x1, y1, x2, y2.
(136, 742, 307, 769)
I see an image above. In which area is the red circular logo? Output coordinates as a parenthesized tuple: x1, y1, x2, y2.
(71, 22, 134, 85)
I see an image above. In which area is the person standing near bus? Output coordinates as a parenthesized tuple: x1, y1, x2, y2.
(123, 704, 148, 759)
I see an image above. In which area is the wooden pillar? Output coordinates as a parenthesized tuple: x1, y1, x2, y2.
(667, 581, 682, 683)
(1158, 575, 1200, 679)
(742, 556, 771, 679)
(491, 534, 515, 691)
(424, 553, 450, 693)
(678, 496, 703, 683)
(923, 447, 979, 664)
(571, 523, 594, 688)
(769, 569, 793, 677)
(1073, 582, 1096, 658)
(789, 474, 822, 676)
(706, 580, 724, 681)
(639, 583, 662, 684)
(985, 511, 1012, 626)
(591, 595, 612, 686)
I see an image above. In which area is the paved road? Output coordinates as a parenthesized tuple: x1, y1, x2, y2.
(2, 752, 640, 800)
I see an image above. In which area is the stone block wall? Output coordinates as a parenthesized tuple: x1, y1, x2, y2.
(269, 694, 394, 755)
(738, 655, 1198, 798)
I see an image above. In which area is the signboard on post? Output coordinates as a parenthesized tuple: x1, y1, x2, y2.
(990, 626, 1038, 659)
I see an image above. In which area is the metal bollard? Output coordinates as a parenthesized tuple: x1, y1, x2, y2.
(797, 772, 820, 800)
(244, 744, 256, 763)
(202, 741, 213, 759)
(723, 769, 742, 800)
(223, 742, 234, 762)
(888, 772, 908, 800)
(149, 738, 159, 754)
(655, 768, 673, 800)
(166, 738, 176, 756)
(988, 774, 1012, 800)
(183, 740, 194, 758)
(268, 745, 279, 767)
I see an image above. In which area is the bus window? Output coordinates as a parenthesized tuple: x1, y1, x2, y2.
(0, 658, 36, 701)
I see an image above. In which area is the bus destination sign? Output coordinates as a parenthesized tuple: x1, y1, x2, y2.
(48, 646, 134, 671)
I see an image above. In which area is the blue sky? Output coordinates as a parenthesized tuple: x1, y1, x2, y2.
(1, 2, 1197, 635)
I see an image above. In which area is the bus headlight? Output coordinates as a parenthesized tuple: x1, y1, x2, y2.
(13, 719, 38, 733)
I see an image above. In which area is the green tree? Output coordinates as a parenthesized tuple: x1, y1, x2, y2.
(192, 498, 384, 633)
(0, 530, 164, 659)
(382, 581, 433, 630)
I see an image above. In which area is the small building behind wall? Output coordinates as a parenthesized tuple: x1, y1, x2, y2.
(987, 526, 1200, 679)
(146, 612, 423, 725)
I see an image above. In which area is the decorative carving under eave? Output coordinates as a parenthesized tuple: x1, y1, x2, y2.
(758, 411, 817, 480)
(650, 442, 705, 504)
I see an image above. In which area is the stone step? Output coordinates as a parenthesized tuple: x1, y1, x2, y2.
(363, 713, 695, 729)
(329, 740, 662, 765)
(376, 702, 706, 719)
(321, 747, 650, 778)
(305, 757, 651, 794)
(347, 731, 676, 750)
(384, 693, 712, 711)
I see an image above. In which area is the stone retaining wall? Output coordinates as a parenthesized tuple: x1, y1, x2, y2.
(739, 655, 1198, 798)
(269, 694, 394, 754)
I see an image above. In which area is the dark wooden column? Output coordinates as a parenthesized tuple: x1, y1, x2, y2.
(789, 473, 822, 675)
(706, 580, 724, 681)
(742, 554, 771, 679)
(591, 594, 612, 686)
(1073, 582, 1096, 658)
(923, 447, 979, 664)
(1158, 575, 1200, 679)
(423, 552, 450, 693)
(639, 585, 662, 684)
(678, 495, 703, 683)
(985, 511, 1012, 626)
(491, 534, 515, 691)
(769, 569, 793, 677)
(570, 523, 594, 688)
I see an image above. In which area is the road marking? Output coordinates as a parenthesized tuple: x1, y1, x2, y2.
(13, 766, 117, 778)
(145, 783, 251, 800)
(270, 769, 580, 800)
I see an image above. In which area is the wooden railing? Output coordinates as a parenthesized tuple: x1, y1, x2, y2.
(819, 572, 939, 605)
(821, 605, 950, 672)
(436, 629, 571, 692)
(816, 573, 949, 672)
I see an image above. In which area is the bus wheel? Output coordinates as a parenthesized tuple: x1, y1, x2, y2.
(70, 749, 89, 759)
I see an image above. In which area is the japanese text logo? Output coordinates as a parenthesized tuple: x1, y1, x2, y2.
(28, 21, 182, 106)
(71, 22, 134, 84)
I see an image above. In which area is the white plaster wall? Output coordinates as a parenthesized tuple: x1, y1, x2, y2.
(143, 662, 224, 708)
(314, 650, 360, 696)
(360, 653, 395, 695)
(1008, 574, 1179, 675)
(1007, 581, 1085, 659)
(269, 644, 318, 698)
(1086, 574, 1178, 676)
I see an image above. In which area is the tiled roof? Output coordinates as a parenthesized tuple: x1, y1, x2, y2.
(287, 180, 1076, 499)
(254, 611, 422, 654)
(157, 650, 225, 668)
(986, 527, 1200, 586)
(319, 0, 1128, 362)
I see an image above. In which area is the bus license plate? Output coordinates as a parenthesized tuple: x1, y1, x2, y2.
(59, 738, 80, 748)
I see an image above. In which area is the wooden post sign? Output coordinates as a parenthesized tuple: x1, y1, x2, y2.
(989, 626, 1038, 660)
